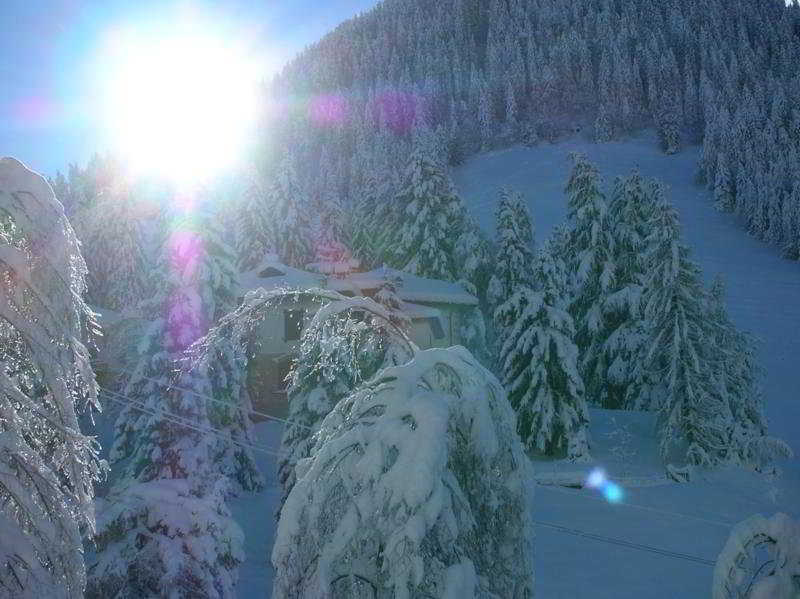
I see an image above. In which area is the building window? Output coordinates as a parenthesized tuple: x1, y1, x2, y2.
(284, 309, 305, 341)
(427, 317, 445, 340)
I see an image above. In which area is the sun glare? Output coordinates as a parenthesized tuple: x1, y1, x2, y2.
(100, 27, 261, 183)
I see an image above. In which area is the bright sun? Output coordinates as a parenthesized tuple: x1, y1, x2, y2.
(100, 27, 261, 183)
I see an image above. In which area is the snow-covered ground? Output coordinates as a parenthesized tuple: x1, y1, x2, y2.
(233, 130, 799, 597)
(230, 421, 282, 598)
(453, 129, 800, 598)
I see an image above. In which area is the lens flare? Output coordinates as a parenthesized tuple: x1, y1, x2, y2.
(585, 468, 624, 504)
(602, 481, 624, 504)
(586, 468, 606, 489)
(98, 24, 261, 183)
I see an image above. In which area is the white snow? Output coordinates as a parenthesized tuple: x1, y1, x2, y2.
(270, 346, 533, 598)
(238, 260, 478, 309)
(345, 266, 478, 305)
(228, 421, 283, 598)
(713, 512, 800, 599)
(453, 129, 800, 599)
(237, 254, 325, 295)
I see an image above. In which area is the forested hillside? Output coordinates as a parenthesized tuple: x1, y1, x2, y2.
(259, 0, 800, 259)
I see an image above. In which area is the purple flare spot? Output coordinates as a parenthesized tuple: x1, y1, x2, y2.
(166, 229, 206, 353)
(310, 93, 349, 126)
(372, 91, 421, 135)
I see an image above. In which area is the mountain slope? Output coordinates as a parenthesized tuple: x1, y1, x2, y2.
(263, 0, 800, 265)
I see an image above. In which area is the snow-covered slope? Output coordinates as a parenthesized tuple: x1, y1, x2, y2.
(234, 131, 799, 598)
(453, 129, 800, 599)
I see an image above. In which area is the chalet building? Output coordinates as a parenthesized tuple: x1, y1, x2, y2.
(238, 254, 479, 417)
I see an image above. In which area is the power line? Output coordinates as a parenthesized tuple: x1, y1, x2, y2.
(93, 359, 311, 431)
(99, 387, 287, 459)
(535, 482, 735, 528)
(95, 386, 725, 572)
(99, 384, 286, 457)
(532, 519, 716, 567)
(1, 310, 296, 455)
(0, 308, 731, 573)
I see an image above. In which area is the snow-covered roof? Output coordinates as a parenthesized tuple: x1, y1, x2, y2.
(305, 257, 360, 275)
(343, 266, 478, 306)
(324, 276, 363, 296)
(238, 255, 325, 295)
(401, 301, 442, 320)
(237, 260, 477, 307)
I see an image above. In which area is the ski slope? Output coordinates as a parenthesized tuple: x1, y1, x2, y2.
(452, 129, 800, 599)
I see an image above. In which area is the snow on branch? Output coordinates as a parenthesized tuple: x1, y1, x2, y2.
(713, 513, 800, 599)
(272, 346, 534, 599)
(0, 157, 104, 598)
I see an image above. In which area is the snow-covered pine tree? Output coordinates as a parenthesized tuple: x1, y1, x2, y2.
(485, 187, 535, 369)
(504, 79, 519, 134)
(497, 241, 590, 461)
(475, 74, 493, 149)
(90, 203, 258, 598)
(184, 334, 265, 496)
(68, 157, 149, 311)
(564, 154, 616, 405)
(704, 276, 792, 470)
(654, 51, 682, 155)
(268, 157, 312, 269)
(360, 168, 402, 270)
(713, 513, 800, 599)
(194, 208, 240, 325)
(236, 167, 275, 270)
(276, 294, 415, 515)
(655, 98, 681, 156)
(349, 173, 388, 268)
(0, 158, 104, 598)
(111, 200, 254, 479)
(593, 105, 614, 142)
(713, 153, 735, 213)
(487, 187, 535, 312)
(272, 347, 534, 599)
(636, 197, 729, 464)
(585, 172, 656, 409)
(88, 361, 246, 599)
(388, 146, 462, 281)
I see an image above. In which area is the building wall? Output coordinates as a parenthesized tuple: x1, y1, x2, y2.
(250, 300, 466, 356)
(250, 297, 318, 356)
(247, 300, 470, 417)
(247, 352, 291, 419)
(406, 306, 459, 349)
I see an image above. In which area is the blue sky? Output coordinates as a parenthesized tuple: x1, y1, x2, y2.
(0, 0, 378, 177)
